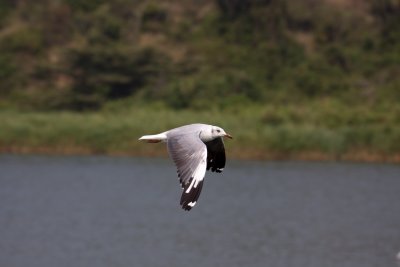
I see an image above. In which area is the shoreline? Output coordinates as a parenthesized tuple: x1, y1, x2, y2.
(1, 105, 399, 165)
(1, 145, 399, 164)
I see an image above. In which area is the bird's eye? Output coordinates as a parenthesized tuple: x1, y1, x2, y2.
(217, 129, 221, 133)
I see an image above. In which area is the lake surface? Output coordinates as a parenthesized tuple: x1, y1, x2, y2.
(0, 154, 399, 267)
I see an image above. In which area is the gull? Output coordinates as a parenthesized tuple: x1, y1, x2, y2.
(139, 123, 232, 211)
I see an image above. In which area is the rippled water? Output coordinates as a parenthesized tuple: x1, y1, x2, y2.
(0, 154, 399, 267)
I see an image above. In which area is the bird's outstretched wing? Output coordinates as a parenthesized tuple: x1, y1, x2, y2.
(204, 137, 226, 173)
(167, 134, 207, 211)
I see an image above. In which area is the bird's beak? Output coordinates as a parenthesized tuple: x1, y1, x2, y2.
(224, 133, 233, 139)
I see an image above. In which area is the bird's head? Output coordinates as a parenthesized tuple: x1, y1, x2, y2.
(211, 126, 233, 139)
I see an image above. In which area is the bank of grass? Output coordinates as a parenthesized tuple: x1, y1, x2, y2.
(1, 100, 399, 162)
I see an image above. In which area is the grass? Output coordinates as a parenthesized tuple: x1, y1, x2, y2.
(1, 99, 399, 163)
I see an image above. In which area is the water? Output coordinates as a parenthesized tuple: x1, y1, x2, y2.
(0, 154, 399, 267)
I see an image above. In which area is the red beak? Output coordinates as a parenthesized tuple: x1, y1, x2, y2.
(224, 133, 233, 139)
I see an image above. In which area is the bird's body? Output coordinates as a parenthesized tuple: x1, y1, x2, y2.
(139, 123, 232, 210)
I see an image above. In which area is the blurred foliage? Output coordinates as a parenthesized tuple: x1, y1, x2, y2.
(1, 101, 399, 161)
(64, 0, 106, 12)
(1, 27, 44, 53)
(0, 0, 399, 111)
(141, 2, 168, 32)
(0, 54, 17, 95)
(67, 46, 168, 110)
(0, 0, 12, 26)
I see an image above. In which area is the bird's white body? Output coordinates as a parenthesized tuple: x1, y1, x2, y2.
(139, 123, 232, 210)
(139, 123, 228, 143)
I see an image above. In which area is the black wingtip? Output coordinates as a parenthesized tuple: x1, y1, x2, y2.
(180, 178, 203, 211)
(182, 206, 192, 211)
(207, 166, 223, 173)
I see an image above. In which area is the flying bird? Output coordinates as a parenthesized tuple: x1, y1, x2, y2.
(139, 123, 232, 211)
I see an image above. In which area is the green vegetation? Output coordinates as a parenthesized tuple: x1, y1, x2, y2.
(1, 101, 399, 162)
(0, 0, 399, 161)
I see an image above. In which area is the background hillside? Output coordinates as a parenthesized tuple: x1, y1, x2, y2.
(0, 0, 399, 161)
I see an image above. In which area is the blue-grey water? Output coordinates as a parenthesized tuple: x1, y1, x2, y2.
(0, 154, 399, 267)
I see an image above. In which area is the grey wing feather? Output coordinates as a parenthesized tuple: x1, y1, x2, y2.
(167, 134, 205, 185)
(167, 134, 207, 211)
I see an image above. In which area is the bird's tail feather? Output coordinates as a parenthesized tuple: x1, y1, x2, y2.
(138, 133, 167, 143)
